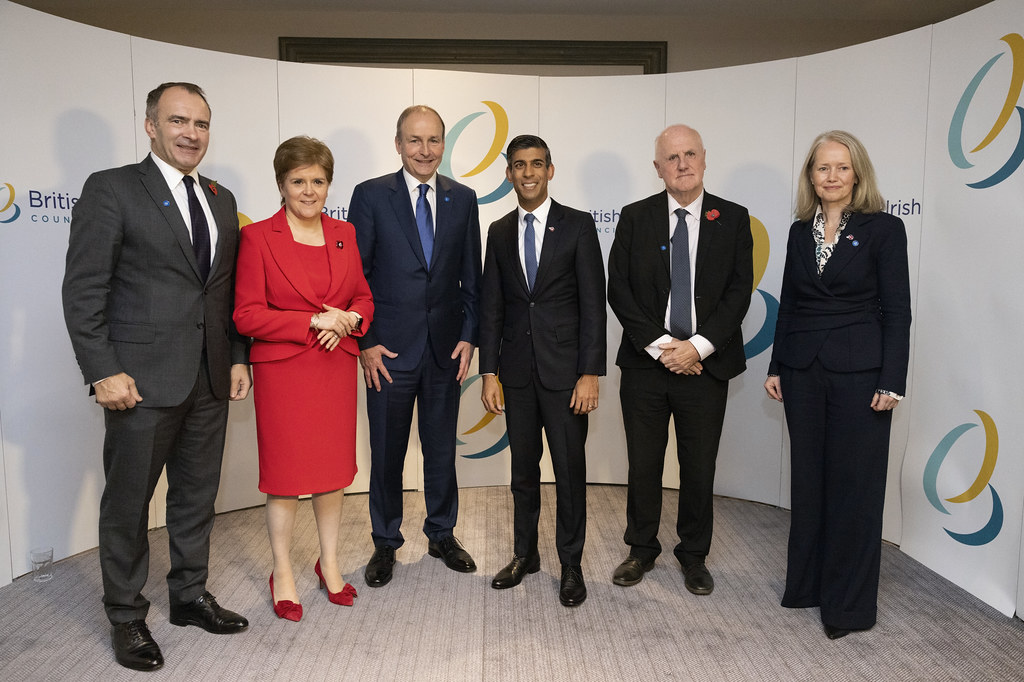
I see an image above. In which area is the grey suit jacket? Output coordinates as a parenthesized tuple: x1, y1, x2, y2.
(62, 154, 248, 407)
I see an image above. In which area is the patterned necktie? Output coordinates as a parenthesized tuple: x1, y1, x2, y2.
(182, 175, 211, 281)
(670, 208, 691, 338)
(416, 183, 434, 268)
(524, 212, 538, 291)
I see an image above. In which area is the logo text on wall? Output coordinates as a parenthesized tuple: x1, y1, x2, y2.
(922, 409, 1003, 546)
(948, 33, 1024, 189)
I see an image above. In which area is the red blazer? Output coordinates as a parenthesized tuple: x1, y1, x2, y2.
(234, 207, 374, 362)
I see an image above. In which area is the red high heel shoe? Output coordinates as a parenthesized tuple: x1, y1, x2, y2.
(314, 559, 357, 606)
(269, 573, 303, 621)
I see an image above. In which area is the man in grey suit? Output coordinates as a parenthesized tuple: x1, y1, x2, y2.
(62, 82, 251, 672)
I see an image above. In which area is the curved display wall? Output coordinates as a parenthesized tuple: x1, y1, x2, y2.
(1, 0, 1021, 616)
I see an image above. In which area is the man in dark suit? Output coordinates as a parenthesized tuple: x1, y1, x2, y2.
(62, 83, 251, 672)
(607, 124, 753, 595)
(479, 135, 606, 607)
(348, 105, 482, 586)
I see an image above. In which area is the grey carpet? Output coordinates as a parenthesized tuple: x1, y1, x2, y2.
(1, 485, 1022, 681)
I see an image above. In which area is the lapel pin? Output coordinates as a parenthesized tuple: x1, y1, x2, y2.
(162, 200, 171, 207)
(548, 226, 554, 232)
(445, 197, 450, 202)
(852, 240, 859, 246)
(336, 240, 344, 249)
(660, 245, 667, 251)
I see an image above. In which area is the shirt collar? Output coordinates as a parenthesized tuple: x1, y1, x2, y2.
(150, 152, 199, 191)
(402, 168, 436, 194)
(667, 190, 704, 221)
(518, 196, 552, 229)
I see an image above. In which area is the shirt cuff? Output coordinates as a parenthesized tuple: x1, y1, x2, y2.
(645, 334, 674, 360)
(876, 389, 904, 401)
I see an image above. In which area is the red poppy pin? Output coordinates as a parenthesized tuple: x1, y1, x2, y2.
(208, 181, 218, 196)
(705, 209, 720, 221)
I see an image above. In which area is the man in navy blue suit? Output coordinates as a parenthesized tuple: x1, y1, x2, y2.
(348, 105, 482, 586)
(479, 135, 606, 607)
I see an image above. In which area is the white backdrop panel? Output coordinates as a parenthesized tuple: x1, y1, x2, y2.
(902, 0, 1024, 616)
(277, 61, 413, 494)
(539, 74, 668, 486)
(410, 70, 541, 488)
(666, 60, 797, 506)
(0, 2, 135, 581)
(794, 27, 932, 543)
(129, 37, 281, 517)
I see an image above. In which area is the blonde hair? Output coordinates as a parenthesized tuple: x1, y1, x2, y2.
(795, 130, 885, 221)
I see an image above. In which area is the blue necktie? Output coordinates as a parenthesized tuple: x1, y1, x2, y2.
(416, 183, 433, 268)
(524, 212, 538, 291)
(670, 208, 691, 338)
(183, 175, 211, 281)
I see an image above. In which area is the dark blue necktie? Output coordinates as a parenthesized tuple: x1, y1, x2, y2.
(183, 175, 211, 281)
(524, 212, 538, 291)
(416, 183, 433, 268)
(670, 208, 691, 339)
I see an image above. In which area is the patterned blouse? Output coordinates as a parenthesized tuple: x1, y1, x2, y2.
(812, 208, 852, 276)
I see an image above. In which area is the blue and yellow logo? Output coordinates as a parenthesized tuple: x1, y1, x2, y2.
(457, 374, 509, 459)
(744, 216, 778, 359)
(948, 33, 1024, 189)
(441, 101, 514, 205)
(1, 183, 22, 223)
(922, 409, 1002, 546)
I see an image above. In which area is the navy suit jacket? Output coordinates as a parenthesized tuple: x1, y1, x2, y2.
(608, 190, 753, 382)
(62, 154, 248, 406)
(347, 169, 481, 371)
(478, 200, 606, 391)
(768, 211, 911, 394)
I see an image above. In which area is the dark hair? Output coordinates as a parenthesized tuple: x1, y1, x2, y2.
(145, 82, 209, 121)
(273, 136, 334, 203)
(395, 105, 445, 140)
(506, 134, 552, 167)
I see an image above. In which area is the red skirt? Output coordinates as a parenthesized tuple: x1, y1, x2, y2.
(252, 343, 358, 495)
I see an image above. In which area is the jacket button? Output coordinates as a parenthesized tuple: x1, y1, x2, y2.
(196, 322, 205, 329)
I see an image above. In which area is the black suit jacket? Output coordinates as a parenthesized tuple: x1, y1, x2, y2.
(347, 169, 481, 371)
(768, 211, 911, 394)
(479, 200, 606, 391)
(608, 190, 753, 381)
(62, 154, 247, 406)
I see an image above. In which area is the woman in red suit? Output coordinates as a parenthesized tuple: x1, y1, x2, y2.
(764, 131, 910, 640)
(234, 136, 373, 621)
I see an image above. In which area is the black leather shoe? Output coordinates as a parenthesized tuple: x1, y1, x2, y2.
(169, 592, 248, 634)
(612, 555, 654, 586)
(365, 545, 397, 587)
(427, 536, 477, 572)
(559, 564, 587, 607)
(111, 619, 163, 671)
(491, 554, 540, 589)
(824, 623, 851, 639)
(681, 562, 714, 595)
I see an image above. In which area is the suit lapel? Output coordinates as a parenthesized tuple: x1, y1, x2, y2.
(432, 175, 455, 270)
(265, 209, 321, 308)
(138, 158, 205, 280)
(388, 170, 429, 270)
(532, 201, 565, 294)
(820, 213, 871, 287)
(200, 174, 234, 279)
(323, 219, 351, 300)
(498, 211, 529, 294)
(694, 196, 717, 284)
(651, 194, 671, 280)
